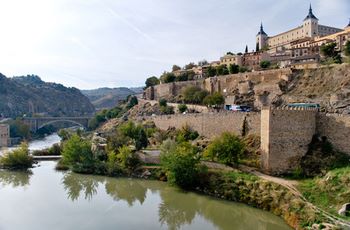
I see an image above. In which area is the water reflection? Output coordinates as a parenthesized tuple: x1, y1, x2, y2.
(105, 179, 147, 206)
(0, 170, 31, 187)
(62, 173, 102, 201)
(0, 166, 291, 230)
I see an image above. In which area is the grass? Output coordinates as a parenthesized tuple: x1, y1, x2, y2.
(298, 167, 350, 220)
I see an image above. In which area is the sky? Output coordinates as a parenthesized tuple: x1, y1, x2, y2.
(0, 0, 349, 89)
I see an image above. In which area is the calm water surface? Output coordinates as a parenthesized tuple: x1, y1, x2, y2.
(0, 133, 61, 156)
(0, 161, 292, 230)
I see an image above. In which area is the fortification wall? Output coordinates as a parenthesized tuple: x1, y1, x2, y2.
(144, 68, 293, 101)
(145, 112, 260, 138)
(261, 107, 317, 174)
(317, 113, 350, 155)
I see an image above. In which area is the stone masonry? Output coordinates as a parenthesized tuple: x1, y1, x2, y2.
(0, 124, 10, 147)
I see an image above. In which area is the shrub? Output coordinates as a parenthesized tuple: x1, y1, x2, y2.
(127, 96, 138, 109)
(0, 142, 33, 169)
(260, 60, 271, 69)
(204, 132, 245, 166)
(135, 128, 148, 150)
(160, 105, 174, 115)
(182, 86, 208, 104)
(177, 104, 188, 113)
(117, 146, 140, 171)
(176, 125, 199, 143)
(159, 98, 167, 107)
(160, 140, 202, 188)
(203, 92, 225, 109)
(61, 134, 96, 173)
(106, 151, 122, 176)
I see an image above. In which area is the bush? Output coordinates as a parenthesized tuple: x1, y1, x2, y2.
(127, 96, 138, 109)
(135, 128, 148, 150)
(0, 142, 33, 169)
(182, 86, 209, 104)
(61, 134, 96, 173)
(177, 104, 188, 113)
(160, 140, 202, 188)
(176, 125, 199, 143)
(260, 60, 271, 69)
(204, 132, 245, 166)
(160, 105, 174, 115)
(106, 151, 122, 176)
(117, 121, 148, 150)
(159, 98, 167, 107)
(117, 146, 140, 171)
(203, 92, 225, 109)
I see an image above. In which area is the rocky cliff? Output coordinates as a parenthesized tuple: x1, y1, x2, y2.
(0, 74, 95, 118)
(144, 64, 350, 114)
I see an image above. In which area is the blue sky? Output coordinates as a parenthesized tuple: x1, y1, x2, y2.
(0, 0, 349, 89)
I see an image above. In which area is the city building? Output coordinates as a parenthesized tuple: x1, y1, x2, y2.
(220, 53, 243, 66)
(0, 124, 10, 147)
(257, 5, 343, 54)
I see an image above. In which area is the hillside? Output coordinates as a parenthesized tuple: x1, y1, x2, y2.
(81, 87, 142, 110)
(0, 74, 95, 118)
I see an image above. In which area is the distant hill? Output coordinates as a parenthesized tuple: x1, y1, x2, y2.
(0, 74, 95, 118)
(81, 87, 143, 110)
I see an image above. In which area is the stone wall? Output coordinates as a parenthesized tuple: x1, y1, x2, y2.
(144, 68, 293, 102)
(317, 113, 350, 155)
(144, 112, 260, 138)
(0, 124, 10, 147)
(260, 107, 317, 174)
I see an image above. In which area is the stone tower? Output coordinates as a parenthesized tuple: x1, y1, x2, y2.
(303, 4, 319, 37)
(256, 23, 268, 51)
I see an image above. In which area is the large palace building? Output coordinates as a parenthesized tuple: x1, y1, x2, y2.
(256, 5, 344, 53)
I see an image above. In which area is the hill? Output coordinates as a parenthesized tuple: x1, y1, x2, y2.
(81, 87, 143, 110)
(0, 74, 95, 118)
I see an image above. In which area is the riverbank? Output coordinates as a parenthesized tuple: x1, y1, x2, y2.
(0, 161, 292, 230)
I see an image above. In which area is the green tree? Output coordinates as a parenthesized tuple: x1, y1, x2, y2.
(117, 146, 140, 171)
(260, 60, 271, 69)
(145, 76, 160, 88)
(61, 134, 95, 173)
(135, 128, 148, 151)
(172, 65, 181, 72)
(203, 92, 225, 110)
(160, 140, 202, 188)
(185, 62, 196, 70)
(176, 72, 188, 82)
(8, 119, 30, 139)
(229, 64, 240, 74)
(207, 66, 216, 77)
(177, 104, 188, 113)
(204, 132, 245, 166)
(160, 72, 176, 83)
(320, 42, 337, 58)
(159, 98, 167, 107)
(127, 96, 138, 109)
(182, 86, 209, 104)
(216, 65, 229, 76)
(175, 125, 199, 143)
(345, 41, 350, 57)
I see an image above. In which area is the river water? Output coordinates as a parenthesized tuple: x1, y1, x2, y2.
(0, 133, 61, 155)
(0, 134, 292, 230)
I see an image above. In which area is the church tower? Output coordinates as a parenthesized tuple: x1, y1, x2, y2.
(303, 4, 319, 37)
(256, 23, 268, 51)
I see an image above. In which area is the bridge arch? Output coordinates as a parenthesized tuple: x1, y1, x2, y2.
(37, 119, 87, 130)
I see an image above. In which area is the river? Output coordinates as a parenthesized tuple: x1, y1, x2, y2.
(0, 134, 292, 230)
(0, 133, 61, 155)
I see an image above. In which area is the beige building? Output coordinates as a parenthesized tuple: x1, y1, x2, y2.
(220, 53, 243, 66)
(0, 124, 10, 147)
(257, 5, 343, 53)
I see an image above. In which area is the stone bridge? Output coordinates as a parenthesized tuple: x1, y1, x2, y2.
(23, 116, 92, 132)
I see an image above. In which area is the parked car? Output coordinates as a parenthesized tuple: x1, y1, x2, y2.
(225, 104, 252, 112)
